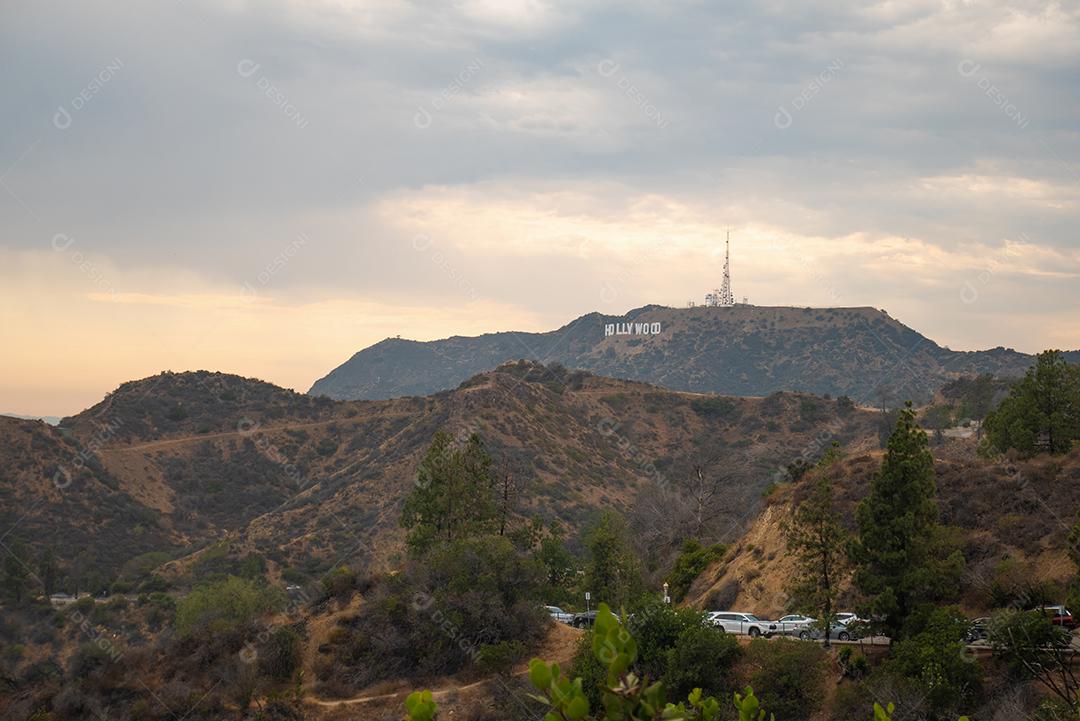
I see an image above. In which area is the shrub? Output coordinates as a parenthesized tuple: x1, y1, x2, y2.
(258, 626, 303, 681)
(174, 576, 283, 638)
(68, 643, 113, 678)
(665, 540, 724, 601)
(663, 624, 740, 699)
(745, 638, 828, 721)
(475, 640, 527, 676)
(321, 566, 358, 603)
(323, 536, 547, 692)
(886, 607, 981, 717)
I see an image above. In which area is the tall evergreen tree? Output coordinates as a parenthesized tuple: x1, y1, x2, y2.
(400, 431, 497, 556)
(782, 474, 847, 647)
(38, 548, 59, 596)
(2, 540, 33, 603)
(984, 350, 1080, 456)
(850, 403, 962, 640)
(583, 512, 644, 610)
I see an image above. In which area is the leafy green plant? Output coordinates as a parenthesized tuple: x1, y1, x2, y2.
(405, 604, 974, 721)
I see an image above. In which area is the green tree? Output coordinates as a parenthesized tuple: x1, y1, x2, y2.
(38, 548, 59, 596)
(2, 540, 33, 603)
(400, 431, 498, 555)
(175, 576, 283, 638)
(989, 609, 1080, 709)
(886, 607, 982, 717)
(583, 512, 644, 610)
(850, 404, 962, 640)
(984, 350, 1080, 456)
(537, 533, 577, 599)
(782, 474, 847, 647)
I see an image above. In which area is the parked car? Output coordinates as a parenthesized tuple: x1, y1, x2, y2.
(545, 605, 574, 624)
(798, 622, 858, 642)
(707, 612, 778, 638)
(572, 610, 598, 628)
(965, 617, 990, 643)
(1036, 605, 1076, 629)
(773, 615, 817, 637)
(833, 612, 862, 626)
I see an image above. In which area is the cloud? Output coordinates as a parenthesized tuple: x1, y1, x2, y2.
(0, 0, 1078, 413)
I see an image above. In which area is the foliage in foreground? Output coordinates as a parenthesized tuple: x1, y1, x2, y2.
(404, 604, 971, 721)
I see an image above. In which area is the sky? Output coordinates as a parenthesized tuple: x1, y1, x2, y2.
(1, 0, 1078, 417)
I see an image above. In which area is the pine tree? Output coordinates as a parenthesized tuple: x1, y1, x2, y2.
(783, 473, 847, 647)
(3, 540, 33, 603)
(850, 403, 962, 640)
(984, 350, 1080, 456)
(583, 512, 644, 609)
(400, 431, 497, 555)
(38, 548, 59, 596)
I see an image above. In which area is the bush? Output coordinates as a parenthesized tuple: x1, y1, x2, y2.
(258, 627, 303, 681)
(745, 638, 828, 721)
(68, 643, 113, 678)
(568, 632, 607, 708)
(665, 540, 724, 602)
(475, 640, 527, 676)
(886, 606, 981, 717)
(174, 576, 283, 638)
(321, 536, 548, 692)
(623, 601, 692, 662)
(663, 624, 740, 699)
(321, 566, 358, 603)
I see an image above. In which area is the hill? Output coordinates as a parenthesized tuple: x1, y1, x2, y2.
(0, 364, 881, 586)
(687, 442, 1080, 618)
(309, 305, 1078, 405)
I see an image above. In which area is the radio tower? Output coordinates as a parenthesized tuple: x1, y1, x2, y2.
(706, 231, 736, 307)
(719, 231, 735, 306)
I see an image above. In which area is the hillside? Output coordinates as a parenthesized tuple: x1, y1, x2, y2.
(687, 442, 1080, 618)
(310, 305, 1078, 405)
(0, 364, 881, 585)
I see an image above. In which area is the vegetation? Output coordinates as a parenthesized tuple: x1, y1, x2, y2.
(406, 604, 972, 721)
(990, 609, 1080, 708)
(174, 576, 283, 638)
(400, 431, 499, 555)
(850, 404, 963, 640)
(583, 512, 645, 610)
(782, 474, 847, 646)
(315, 535, 547, 693)
(984, 350, 1080, 457)
(744, 638, 828, 721)
(885, 607, 982, 715)
(665, 540, 725, 603)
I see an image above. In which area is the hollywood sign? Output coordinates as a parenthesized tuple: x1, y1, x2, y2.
(604, 321, 663, 337)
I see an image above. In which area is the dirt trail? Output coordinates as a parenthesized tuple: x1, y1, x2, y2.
(107, 419, 343, 453)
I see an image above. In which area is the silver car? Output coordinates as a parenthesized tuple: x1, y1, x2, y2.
(544, 605, 574, 624)
(774, 614, 817, 637)
(708, 612, 778, 638)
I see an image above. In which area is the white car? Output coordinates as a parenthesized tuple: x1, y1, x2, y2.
(708, 612, 778, 638)
(544, 605, 573, 624)
(834, 612, 865, 626)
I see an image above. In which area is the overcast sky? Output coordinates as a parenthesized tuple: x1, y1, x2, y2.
(1, 0, 1078, 416)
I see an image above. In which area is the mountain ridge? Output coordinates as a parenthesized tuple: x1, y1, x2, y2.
(310, 304, 1076, 405)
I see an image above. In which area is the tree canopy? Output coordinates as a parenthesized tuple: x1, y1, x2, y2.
(850, 404, 962, 639)
(984, 350, 1080, 456)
